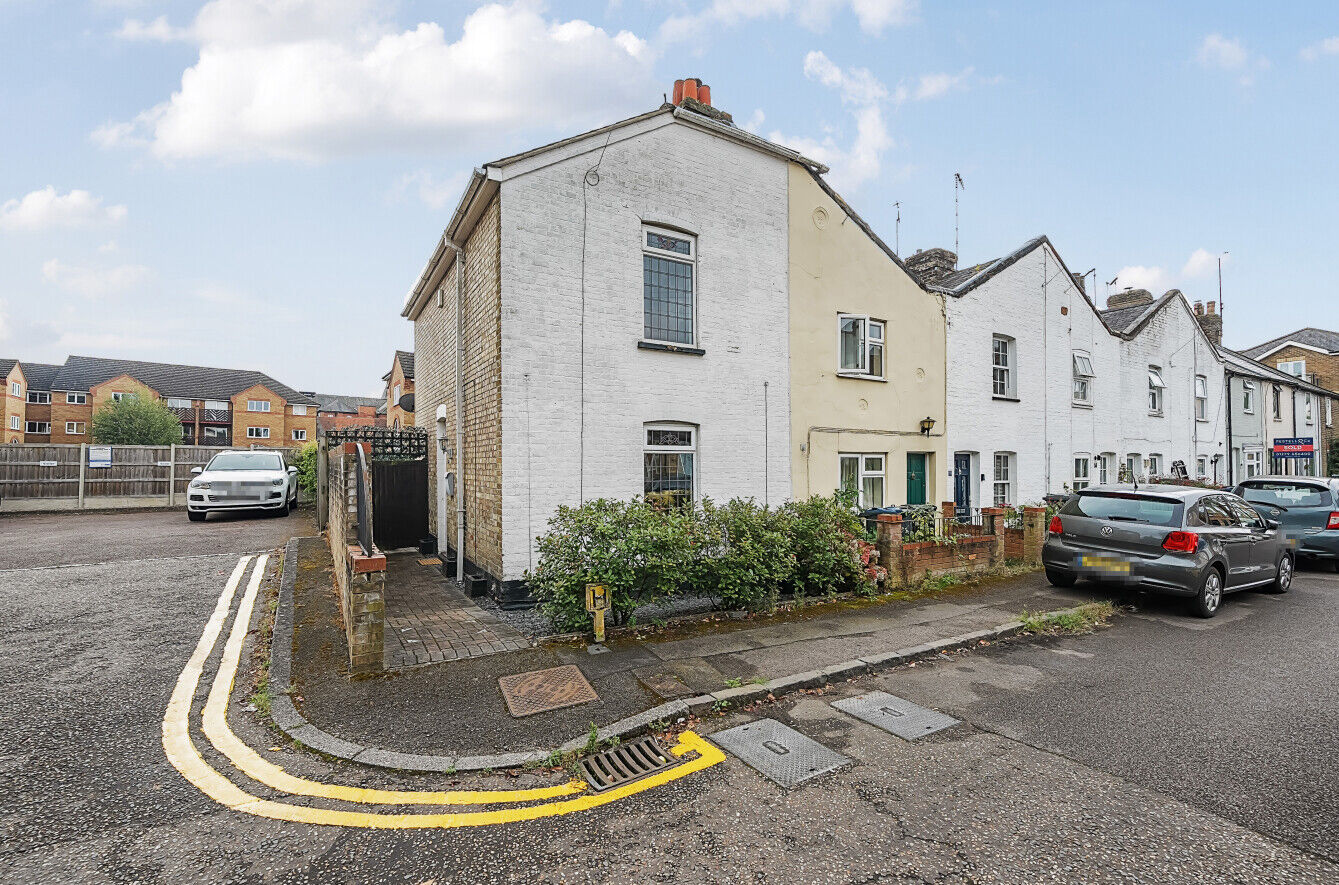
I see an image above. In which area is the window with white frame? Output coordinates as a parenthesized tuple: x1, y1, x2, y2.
(1328, 398, 1333, 427)
(1305, 394, 1313, 424)
(9, 381, 20, 397)
(292, 428, 307, 441)
(1147, 454, 1162, 476)
(1194, 375, 1208, 420)
(204, 400, 228, 411)
(291, 405, 308, 416)
(247, 399, 271, 412)
(26, 421, 50, 434)
(1197, 456, 1208, 477)
(1147, 366, 1165, 413)
(992, 335, 1016, 398)
(644, 423, 696, 507)
(1242, 380, 1255, 414)
(26, 390, 50, 404)
(1272, 385, 1282, 419)
(8, 415, 18, 430)
(839, 453, 886, 509)
(1072, 352, 1094, 404)
(1124, 454, 1141, 482)
(1072, 455, 1090, 491)
(203, 426, 227, 440)
(66, 421, 85, 435)
(247, 426, 270, 439)
(392, 384, 402, 404)
(1277, 359, 1306, 377)
(642, 226, 696, 345)
(66, 392, 86, 405)
(837, 315, 885, 378)
(1244, 449, 1262, 477)
(111, 391, 136, 402)
(1098, 453, 1113, 485)
(166, 398, 192, 409)
(992, 453, 1014, 506)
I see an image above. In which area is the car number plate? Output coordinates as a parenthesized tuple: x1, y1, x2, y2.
(1080, 555, 1130, 573)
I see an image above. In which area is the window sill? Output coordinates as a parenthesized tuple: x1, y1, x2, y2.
(1072, 401, 1093, 410)
(638, 340, 705, 356)
(1149, 411, 1164, 418)
(992, 395, 1020, 403)
(836, 372, 887, 382)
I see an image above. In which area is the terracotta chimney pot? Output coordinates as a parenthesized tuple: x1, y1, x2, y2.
(699, 84, 711, 106)
(672, 79, 684, 105)
(682, 78, 699, 102)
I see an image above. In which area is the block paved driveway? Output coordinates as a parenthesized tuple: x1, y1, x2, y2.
(2, 506, 1337, 883)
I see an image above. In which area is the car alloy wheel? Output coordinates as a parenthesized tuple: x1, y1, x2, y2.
(1275, 556, 1292, 592)
(1199, 570, 1222, 616)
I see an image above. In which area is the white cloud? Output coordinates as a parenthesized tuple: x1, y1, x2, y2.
(0, 187, 127, 231)
(741, 109, 766, 133)
(41, 259, 153, 297)
(1196, 33, 1269, 85)
(660, 0, 915, 42)
(1181, 248, 1226, 278)
(913, 67, 973, 100)
(1301, 36, 1339, 61)
(115, 15, 189, 41)
(98, 0, 657, 162)
(1112, 265, 1172, 293)
(394, 170, 469, 210)
(803, 50, 887, 105)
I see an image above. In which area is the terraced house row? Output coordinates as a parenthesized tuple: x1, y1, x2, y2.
(0, 355, 317, 447)
(400, 78, 1336, 601)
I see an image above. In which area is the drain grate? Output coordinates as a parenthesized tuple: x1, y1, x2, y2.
(580, 736, 676, 792)
(831, 691, 959, 740)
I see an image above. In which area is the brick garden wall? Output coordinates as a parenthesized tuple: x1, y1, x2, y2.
(877, 506, 1047, 587)
(324, 442, 385, 674)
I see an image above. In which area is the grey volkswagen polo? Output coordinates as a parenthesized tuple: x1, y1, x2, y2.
(1042, 485, 1293, 617)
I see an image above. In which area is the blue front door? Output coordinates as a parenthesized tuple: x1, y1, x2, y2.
(953, 454, 972, 518)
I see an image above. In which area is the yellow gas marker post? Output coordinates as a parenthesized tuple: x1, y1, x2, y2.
(164, 556, 724, 828)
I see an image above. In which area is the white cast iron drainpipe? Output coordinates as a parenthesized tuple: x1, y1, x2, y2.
(441, 238, 467, 583)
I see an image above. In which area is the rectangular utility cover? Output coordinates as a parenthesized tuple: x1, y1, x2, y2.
(710, 719, 852, 789)
(831, 691, 959, 740)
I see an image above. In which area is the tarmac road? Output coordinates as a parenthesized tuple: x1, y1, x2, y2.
(1, 509, 1335, 883)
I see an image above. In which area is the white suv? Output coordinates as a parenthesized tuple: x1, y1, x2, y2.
(187, 450, 298, 521)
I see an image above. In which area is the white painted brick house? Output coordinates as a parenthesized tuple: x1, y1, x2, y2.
(402, 91, 824, 600)
(908, 237, 1229, 510)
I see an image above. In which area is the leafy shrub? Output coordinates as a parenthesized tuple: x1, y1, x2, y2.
(91, 395, 182, 445)
(898, 503, 940, 543)
(697, 498, 794, 612)
(777, 494, 879, 599)
(291, 442, 319, 496)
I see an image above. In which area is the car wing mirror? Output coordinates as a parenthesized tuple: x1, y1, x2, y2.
(288, 466, 298, 474)
(191, 466, 203, 474)
(1266, 519, 1280, 530)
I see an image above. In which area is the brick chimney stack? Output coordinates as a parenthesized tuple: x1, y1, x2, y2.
(671, 78, 732, 124)
(1071, 272, 1087, 295)
(1197, 299, 1223, 346)
(1106, 287, 1154, 310)
(906, 248, 958, 286)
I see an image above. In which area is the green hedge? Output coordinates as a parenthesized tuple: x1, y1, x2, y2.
(527, 495, 884, 632)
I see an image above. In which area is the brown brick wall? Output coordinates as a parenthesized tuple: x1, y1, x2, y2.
(386, 358, 415, 429)
(231, 383, 288, 446)
(284, 405, 317, 445)
(3, 365, 25, 444)
(414, 194, 504, 580)
(1265, 345, 1339, 393)
(49, 394, 92, 443)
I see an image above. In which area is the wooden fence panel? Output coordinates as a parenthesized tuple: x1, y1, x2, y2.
(0, 444, 82, 499)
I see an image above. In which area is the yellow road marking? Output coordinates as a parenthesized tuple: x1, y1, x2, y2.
(164, 555, 724, 827)
(201, 553, 584, 805)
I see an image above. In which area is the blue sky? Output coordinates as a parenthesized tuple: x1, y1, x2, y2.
(1, 1, 1335, 396)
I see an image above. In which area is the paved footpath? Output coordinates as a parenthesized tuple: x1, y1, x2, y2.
(2, 509, 1336, 882)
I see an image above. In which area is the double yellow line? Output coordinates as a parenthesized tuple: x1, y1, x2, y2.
(164, 554, 723, 828)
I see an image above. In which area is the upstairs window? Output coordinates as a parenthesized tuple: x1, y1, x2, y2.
(111, 391, 136, 403)
(292, 405, 308, 416)
(26, 391, 50, 404)
(166, 398, 192, 409)
(1272, 385, 1282, 419)
(9, 381, 19, 397)
(66, 392, 87, 405)
(1072, 352, 1094, 404)
(8, 415, 18, 430)
(1242, 380, 1255, 414)
(1147, 366, 1165, 414)
(644, 423, 696, 508)
(204, 399, 229, 411)
(1277, 359, 1306, 377)
(642, 226, 696, 346)
(247, 399, 271, 412)
(392, 384, 402, 404)
(1194, 375, 1208, 420)
(837, 315, 885, 378)
(1305, 394, 1313, 424)
(992, 335, 1016, 398)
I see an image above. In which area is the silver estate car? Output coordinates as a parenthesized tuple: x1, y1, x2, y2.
(186, 450, 298, 522)
(1042, 485, 1293, 618)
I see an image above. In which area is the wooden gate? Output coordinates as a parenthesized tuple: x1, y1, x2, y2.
(372, 459, 428, 550)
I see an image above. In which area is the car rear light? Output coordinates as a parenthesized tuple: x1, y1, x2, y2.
(1048, 515, 1063, 534)
(1328, 512, 1339, 530)
(1162, 531, 1200, 553)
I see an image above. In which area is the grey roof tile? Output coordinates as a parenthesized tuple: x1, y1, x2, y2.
(1240, 328, 1339, 358)
(50, 355, 318, 405)
(312, 393, 383, 414)
(19, 362, 61, 391)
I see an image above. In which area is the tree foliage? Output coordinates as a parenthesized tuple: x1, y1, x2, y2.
(91, 395, 183, 445)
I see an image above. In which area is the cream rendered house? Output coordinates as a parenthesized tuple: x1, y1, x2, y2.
(787, 167, 947, 509)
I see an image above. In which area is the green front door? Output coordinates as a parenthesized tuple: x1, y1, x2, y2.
(906, 453, 927, 506)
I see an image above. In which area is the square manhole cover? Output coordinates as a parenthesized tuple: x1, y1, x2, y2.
(831, 691, 959, 740)
(498, 665, 599, 717)
(710, 719, 852, 789)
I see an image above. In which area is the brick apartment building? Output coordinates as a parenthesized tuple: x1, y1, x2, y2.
(382, 350, 415, 429)
(1242, 328, 1339, 473)
(310, 393, 385, 432)
(2, 359, 27, 444)
(2, 355, 316, 447)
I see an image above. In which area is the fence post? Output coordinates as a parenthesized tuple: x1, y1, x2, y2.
(316, 439, 328, 531)
(168, 443, 176, 506)
(77, 443, 87, 509)
(1022, 506, 1047, 564)
(875, 513, 904, 587)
